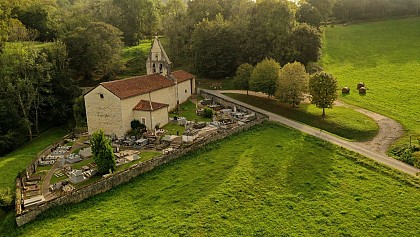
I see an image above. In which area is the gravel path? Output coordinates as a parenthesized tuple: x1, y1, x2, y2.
(209, 89, 419, 176)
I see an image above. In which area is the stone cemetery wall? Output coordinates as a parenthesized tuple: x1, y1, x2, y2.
(16, 96, 269, 227)
(199, 90, 268, 120)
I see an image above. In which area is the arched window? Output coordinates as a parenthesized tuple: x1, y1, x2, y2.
(159, 64, 163, 73)
(152, 63, 156, 73)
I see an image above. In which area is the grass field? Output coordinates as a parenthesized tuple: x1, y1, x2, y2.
(2, 123, 420, 236)
(0, 127, 68, 206)
(225, 93, 378, 142)
(321, 17, 420, 146)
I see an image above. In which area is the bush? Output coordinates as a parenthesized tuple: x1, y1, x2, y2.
(390, 144, 418, 166)
(0, 188, 14, 208)
(203, 108, 213, 118)
(413, 152, 420, 168)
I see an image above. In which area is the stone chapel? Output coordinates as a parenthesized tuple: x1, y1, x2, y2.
(84, 37, 196, 137)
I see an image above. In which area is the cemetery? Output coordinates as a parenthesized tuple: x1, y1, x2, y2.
(15, 91, 268, 226)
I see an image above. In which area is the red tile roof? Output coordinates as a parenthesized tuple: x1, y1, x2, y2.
(133, 100, 168, 111)
(100, 71, 195, 99)
(101, 74, 174, 99)
(172, 70, 195, 83)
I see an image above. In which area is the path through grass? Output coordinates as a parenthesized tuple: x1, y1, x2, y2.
(321, 17, 420, 146)
(225, 93, 378, 141)
(2, 123, 420, 236)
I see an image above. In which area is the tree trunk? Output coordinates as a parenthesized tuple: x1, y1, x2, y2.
(246, 90, 249, 95)
(322, 107, 326, 118)
(35, 93, 39, 135)
(35, 106, 39, 135)
(17, 93, 33, 141)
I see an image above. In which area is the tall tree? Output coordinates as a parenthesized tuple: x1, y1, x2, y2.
(1, 44, 42, 141)
(64, 22, 124, 80)
(309, 71, 338, 118)
(290, 23, 322, 65)
(91, 129, 116, 174)
(234, 63, 254, 94)
(187, 0, 222, 23)
(308, 0, 333, 24)
(0, 0, 17, 51)
(296, 2, 323, 28)
(17, 3, 58, 41)
(113, 0, 161, 45)
(246, 0, 294, 65)
(163, 0, 191, 64)
(192, 14, 239, 78)
(275, 62, 309, 107)
(44, 41, 80, 125)
(31, 52, 52, 135)
(250, 58, 280, 98)
(73, 96, 87, 127)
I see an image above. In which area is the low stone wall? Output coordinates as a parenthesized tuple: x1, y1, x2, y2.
(200, 89, 268, 119)
(16, 94, 268, 227)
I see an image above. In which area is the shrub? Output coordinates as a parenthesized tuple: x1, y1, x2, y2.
(0, 188, 14, 208)
(203, 108, 213, 118)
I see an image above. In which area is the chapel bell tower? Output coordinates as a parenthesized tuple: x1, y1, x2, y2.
(146, 36, 172, 77)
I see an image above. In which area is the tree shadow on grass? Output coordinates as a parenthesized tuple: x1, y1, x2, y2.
(285, 134, 334, 199)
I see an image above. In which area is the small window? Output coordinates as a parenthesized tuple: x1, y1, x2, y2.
(100, 94, 104, 99)
(159, 64, 163, 73)
(185, 89, 187, 93)
(152, 63, 156, 73)
(141, 117, 146, 125)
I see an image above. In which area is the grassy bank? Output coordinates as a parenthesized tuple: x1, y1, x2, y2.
(225, 93, 378, 142)
(2, 123, 419, 236)
(321, 17, 420, 147)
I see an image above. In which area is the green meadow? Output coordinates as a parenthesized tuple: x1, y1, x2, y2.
(2, 123, 420, 236)
(321, 17, 420, 146)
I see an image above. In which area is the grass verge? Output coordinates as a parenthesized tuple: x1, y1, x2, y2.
(225, 93, 378, 141)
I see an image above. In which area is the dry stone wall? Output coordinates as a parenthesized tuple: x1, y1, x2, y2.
(16, 93, 269, 227)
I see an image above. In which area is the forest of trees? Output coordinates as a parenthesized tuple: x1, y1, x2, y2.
(0, 0, 418, 154)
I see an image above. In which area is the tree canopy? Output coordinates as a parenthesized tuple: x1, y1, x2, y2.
(309, 71, 338, 118)
(234, 63, 254, 94)
(91, 129, 116, 174)
(275, 62, 309, 107)
(64, 22, 123, 80)
(192, 14, 238, 78)
(250, 58, 281, 98)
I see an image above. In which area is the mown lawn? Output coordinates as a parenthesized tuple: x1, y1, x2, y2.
(321, 17, 420, 146)
(0, 127, 68, 205)
(2, 123, 420, 236)
(225, 93, 378, 142)
(169, 100, 212, 122)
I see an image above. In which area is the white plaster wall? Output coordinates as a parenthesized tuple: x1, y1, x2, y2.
(85, 86, 123, 136)
(149, 86, 178, 111)
(177, 79, 194, 105)
(133, 108, 169, 130)
(120, 94, 149, 135)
